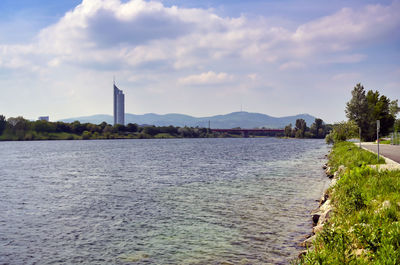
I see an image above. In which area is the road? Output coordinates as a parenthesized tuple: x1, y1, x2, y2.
(361, 143, 400, 164)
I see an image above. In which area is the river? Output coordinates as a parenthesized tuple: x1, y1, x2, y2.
(0, 138, 329, 264)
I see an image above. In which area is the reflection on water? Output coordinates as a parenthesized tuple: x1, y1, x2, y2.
(0, 138, 329, 264)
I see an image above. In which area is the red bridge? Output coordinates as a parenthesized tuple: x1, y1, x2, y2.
(211, 128, 284, 137)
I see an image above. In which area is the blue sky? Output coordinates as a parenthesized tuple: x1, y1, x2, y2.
(0, 0, 399, 123)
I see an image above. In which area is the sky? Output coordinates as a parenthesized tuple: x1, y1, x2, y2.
(0, 0, 399, 123)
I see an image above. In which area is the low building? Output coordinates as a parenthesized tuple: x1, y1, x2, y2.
(38, 116, 49, 121)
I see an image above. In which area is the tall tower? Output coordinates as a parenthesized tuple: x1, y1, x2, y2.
(113, 79, 125, 125)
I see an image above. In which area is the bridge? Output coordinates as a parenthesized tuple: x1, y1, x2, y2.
(210, 128, 284, 137)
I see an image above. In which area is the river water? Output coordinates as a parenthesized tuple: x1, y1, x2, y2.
(0, 138, 329, 264)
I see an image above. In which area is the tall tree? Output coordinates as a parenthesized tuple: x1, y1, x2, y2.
(310, 118, 325, 138)
(0, 115, 6, 135)
(7, 116, 30, 139)
(346, 84, 396, 141)
(389, 99, 399, 118)
(366, 91, 395, 139)
(346, 84, 370, 139)
(295, 119, 307, 138)
(284, 123, 292, 137)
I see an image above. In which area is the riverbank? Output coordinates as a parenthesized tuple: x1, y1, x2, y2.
(298, 141, 400, 264)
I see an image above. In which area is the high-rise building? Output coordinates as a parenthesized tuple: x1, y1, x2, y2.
(113, 81, 125, 125)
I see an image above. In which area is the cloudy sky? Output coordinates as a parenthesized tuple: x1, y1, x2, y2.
(0, 0, 399, 123)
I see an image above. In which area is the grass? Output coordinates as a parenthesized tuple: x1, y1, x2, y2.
(154, 133, 175, 139)
(298, 142, 400, 264)
(328, 141, 385, 172)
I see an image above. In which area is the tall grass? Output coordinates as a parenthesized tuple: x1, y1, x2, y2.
(298, 142, 400, 264)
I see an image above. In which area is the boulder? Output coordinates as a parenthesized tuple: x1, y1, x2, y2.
(319, 199, 331, 212)
(300, 235, 316, 247)
(329, 179, 337, 187)
(317, 209, 332, 226)
(319, 192, 329, 205)
(312, 213, 320, 226)
(313, 224, 324, 234)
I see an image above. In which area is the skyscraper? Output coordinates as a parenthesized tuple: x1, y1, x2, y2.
(113, 80, 125, 125)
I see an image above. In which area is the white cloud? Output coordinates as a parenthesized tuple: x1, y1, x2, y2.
(247, 73, 257, 80)
(279, 61, 306, 71)
(1, 0, 399, 73)
(0, 0, 399, 122)
(178, 71, 234, 85)
(292, 2, 400, 55)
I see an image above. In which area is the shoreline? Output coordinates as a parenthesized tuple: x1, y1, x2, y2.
(297, 142, 400, 263)
(297, 149, 335, 257)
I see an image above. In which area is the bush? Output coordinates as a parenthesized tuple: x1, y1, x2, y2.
(325, 121, 358, 144)
(82, 131, 91, 140)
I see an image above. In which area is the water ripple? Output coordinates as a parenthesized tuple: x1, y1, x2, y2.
(0, 138, 329, 264)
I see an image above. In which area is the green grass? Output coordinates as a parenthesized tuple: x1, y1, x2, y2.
(328, 142, 385, 172)
(298, 142, 400, 264)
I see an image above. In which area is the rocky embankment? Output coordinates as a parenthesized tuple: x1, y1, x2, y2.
(298, 161, 346, 256)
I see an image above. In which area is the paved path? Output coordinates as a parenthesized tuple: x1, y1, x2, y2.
(361, 143, 400, 165)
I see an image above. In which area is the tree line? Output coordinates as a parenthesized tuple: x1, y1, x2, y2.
(0, 116, 215, 141)
(283, 118, 330, 139)
(326, 83, 399, 143)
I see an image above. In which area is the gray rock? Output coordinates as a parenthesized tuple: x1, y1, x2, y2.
(313, 224, 324, 234)
(319, 192, 329, 205)
(300, 235, 316, 247)
(317, 209, 332, 226)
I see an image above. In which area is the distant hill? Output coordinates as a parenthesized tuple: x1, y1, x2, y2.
(60, 112, 318, 129)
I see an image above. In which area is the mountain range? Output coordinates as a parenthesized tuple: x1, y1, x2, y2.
(60, 112, 318, 129)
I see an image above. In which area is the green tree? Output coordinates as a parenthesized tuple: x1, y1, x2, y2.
(33, 120, 56, 133)
(160, 125, 178, 135)
(102, 125, 113, 134)
(346, 84, 397, 141)
(126, 123, 139, 133)
(325, 121, 358, 144)
(389, 99, 399, 118)
(0, 115, 6, 135)
(284, 123, 292, 137)
(310, 118, 325, 138)
(55, 122, 71, 133)
(394, 119, 400, 132)
(7, 116, 30, 139)
(82, 131, 91, 140)
(87, 123, 101, 133)
(346, 84, 369, 140)
(71, 121, 86, 135)
(143, 126, 159, 136)
(99, 122, 108, 130)
(366, 90, 394, 139)
(113, 124, 127, 134)
(295, 119, 307, 138)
